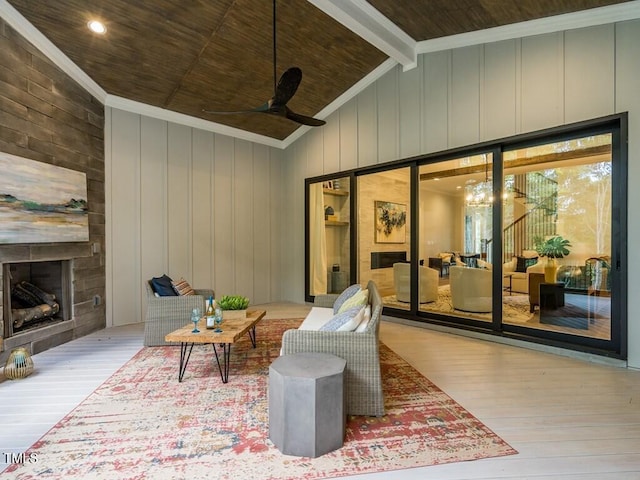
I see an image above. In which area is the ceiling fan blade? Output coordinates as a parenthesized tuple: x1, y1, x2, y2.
(284, 106, 326, 126)
(271, 67, 302, 107)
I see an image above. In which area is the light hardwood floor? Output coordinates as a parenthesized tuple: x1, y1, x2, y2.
(1, 302, 639, 479)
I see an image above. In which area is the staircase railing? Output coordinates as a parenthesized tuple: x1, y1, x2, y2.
(485, 172, 558, 263)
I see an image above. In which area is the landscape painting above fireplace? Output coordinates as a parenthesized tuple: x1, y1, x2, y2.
(0, 152, 89, 244)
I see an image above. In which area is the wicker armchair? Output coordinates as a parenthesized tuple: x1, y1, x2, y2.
(281, 280, 384, 417)
(143, 281, 214, 346)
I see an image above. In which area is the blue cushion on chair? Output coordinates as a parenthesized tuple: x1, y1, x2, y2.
(150, 275, 177, 296)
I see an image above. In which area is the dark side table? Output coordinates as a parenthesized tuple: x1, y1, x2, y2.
(539, 282, 565, 310)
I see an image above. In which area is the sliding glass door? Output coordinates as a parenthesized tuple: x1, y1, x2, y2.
(418, 153, 494, 324)
(356, 168, 411, 311)
(305, 114, 626, 358)
(501, 133, 613, 342)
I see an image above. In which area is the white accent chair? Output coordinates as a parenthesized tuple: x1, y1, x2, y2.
(502, 251, 545, 294)
(393, 263, 439, 303)
(450, 266, 492, 313)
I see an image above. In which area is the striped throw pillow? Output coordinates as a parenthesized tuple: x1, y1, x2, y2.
(172, 278, 195, 296)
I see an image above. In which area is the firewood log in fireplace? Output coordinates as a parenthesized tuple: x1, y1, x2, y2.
(11, 281, 57, 308)
(11, 281, 60, 329)
(12, 303, 60, 329)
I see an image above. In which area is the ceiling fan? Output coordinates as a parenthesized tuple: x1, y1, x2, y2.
(203, 0, 325, 127)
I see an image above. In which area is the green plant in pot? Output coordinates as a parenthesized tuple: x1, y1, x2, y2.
(218, 294, 250, 319)
(534, 236, 572, 283)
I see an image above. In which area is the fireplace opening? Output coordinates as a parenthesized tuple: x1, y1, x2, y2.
(3, 260, 72, 338)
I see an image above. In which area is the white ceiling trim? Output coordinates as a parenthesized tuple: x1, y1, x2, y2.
(0, 0, 107, 104)
(105, 95, 284, 148)
(416, 1, 640, 54)
(309, 0, 417, 70)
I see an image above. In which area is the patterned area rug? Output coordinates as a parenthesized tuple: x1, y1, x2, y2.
(385, 284, 533, 323)
(4, 319, 516, 479)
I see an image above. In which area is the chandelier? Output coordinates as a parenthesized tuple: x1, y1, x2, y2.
(465, 155, 493, 206)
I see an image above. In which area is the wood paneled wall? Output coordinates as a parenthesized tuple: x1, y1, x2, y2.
(0, 18, 105, 358)
(105, 109, 283, 327)
(282, 21, 640, 367)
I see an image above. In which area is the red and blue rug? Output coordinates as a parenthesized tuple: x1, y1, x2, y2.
(4, 318, 516, 479)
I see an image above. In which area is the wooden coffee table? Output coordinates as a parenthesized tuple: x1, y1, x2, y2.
(165, 309, 266, 383)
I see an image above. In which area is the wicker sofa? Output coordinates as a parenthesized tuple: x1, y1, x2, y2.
(143, 281, 214, 346)
(281, 280, 384, 417)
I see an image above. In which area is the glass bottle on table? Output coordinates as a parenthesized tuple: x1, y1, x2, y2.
(205, 295, 215, 329)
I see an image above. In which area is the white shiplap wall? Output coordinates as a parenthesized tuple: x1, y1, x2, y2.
(281, 20, 640, 367)
(106, 111, 283, 328)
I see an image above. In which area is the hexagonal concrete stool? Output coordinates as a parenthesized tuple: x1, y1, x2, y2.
(269, 352, 346, 457)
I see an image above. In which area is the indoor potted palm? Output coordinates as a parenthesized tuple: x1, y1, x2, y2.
(535, 236, 572, 283)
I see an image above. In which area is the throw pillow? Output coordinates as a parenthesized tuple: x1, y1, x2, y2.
(439, 252, 453, 264)
(319, 306, 363, 331)
(150, 275, 177, 296)
(172, 277, 195, 296)
(355, 305, 372, 333)
(332, 284, 361, 313)
(338, 288, 368, 313)
(515, 256, 538, 273)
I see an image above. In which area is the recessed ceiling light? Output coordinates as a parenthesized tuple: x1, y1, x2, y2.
(87, 20, 106, 34)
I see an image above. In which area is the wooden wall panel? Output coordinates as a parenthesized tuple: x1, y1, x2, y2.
(306, 128, 324, 178)
(213, 134, 235, 297)
(269, 148, 282, 301)
(520, 32, 564, 133)
(191, 129, 214, 290)
(339, 98, 358, 171)
(167, 124, 192, 280)
(377, 67, 399, 163)
(233, 140, 254, 300)
(564, 25, 615, 123)
(280, 147, 297, 301)
(482, 40, 517, 141)
(139, 116, 167, 298)
(106, 111, 284, 322)
(1, 18, 106, 352)
(252, 144, 271, 305)
(357, 84, 378, 167)
(450, 45, 481, 148)
(422, 51, 450, 154)
(399, 58, 422, 159)
(109, 109, 141, 326)
(322, 111, 340, 175)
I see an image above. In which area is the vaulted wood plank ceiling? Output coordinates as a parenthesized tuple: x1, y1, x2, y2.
(7, 0, 631, 141)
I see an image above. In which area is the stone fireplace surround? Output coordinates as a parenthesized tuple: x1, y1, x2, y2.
(0, 243, 100, 365)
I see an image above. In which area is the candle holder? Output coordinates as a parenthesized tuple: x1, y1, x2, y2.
(4, 347, 34, 380)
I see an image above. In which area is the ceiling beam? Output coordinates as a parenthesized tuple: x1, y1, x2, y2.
(308, 0, 417, 71)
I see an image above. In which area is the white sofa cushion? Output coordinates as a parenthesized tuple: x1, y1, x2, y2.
(298, 306, 335, 330)
(355, 305, 372, 333)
